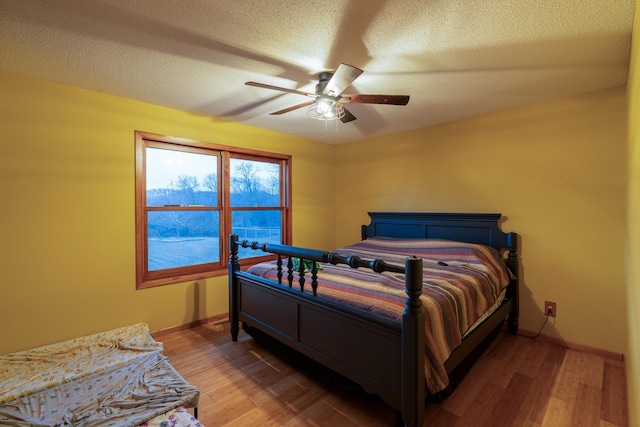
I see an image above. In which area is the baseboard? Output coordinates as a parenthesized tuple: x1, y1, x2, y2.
(516, 328, 624, 362)
(151, 313, 229, 339)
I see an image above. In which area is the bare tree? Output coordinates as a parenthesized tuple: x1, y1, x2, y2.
(231, 161, 259, 194)
(266, 170, 279, 196)
(172, 174, 199, 205)
(203, 173, 218, 193)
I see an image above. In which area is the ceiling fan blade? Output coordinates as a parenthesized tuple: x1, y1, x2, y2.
(246, 81, 316, 98)
(323, 63, 363, 96)
(270, 100, 315, 115)
(340, 94, 410, 105)
(340, 106, 357, 123)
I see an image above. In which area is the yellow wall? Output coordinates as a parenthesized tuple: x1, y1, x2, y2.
(335, 87, 628, 354)
(0, 67, 631, 384)
(626, 2, 640, 424)
(0, 71, 336, 355)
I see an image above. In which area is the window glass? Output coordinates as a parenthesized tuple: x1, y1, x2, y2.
(232, 210, 282, 259)
(148, 210, 220, 270)
(146, 148, 218, 207)
(230, 158, 280, 207)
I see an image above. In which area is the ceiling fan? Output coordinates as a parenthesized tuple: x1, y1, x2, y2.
(245, 63, 410, 123)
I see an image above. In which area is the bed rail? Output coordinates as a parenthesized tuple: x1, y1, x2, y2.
(230, 235, 406, 294)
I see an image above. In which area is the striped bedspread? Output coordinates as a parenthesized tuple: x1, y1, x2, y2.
(246, 237, 512, 393)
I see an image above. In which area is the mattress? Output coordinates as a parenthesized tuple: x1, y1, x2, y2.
(0, 323, 200, 426)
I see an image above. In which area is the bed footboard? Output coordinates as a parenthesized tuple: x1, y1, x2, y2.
(228, 234, 426, 427)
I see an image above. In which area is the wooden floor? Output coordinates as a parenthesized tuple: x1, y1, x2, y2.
(157, 322, 628, 427)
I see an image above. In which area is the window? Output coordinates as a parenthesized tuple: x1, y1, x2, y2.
(135, 131, 291, 289)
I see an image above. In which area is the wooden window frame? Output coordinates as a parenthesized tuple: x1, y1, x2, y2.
(135, 131, 292, 289)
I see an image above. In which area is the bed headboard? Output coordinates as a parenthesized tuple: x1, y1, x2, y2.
(361, 212, 517, 253)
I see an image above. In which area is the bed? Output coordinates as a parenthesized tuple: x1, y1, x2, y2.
(0, 323, 202, 427)
(228, 212, 519, 426)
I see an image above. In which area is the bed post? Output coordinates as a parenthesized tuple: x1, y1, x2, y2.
(229, 234, 240, 341)
(401, 256, 425, 427)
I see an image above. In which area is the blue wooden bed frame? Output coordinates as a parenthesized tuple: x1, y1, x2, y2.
(228, 212, 519, 426)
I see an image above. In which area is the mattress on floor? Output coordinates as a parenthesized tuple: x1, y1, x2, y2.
(0, 323, 200, 426)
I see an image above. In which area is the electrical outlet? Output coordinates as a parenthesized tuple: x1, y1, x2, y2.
(545, 301, 556, 317)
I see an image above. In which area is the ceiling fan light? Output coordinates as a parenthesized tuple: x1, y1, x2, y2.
(318, 98, 332, 113)
(308, 99, 345, 121)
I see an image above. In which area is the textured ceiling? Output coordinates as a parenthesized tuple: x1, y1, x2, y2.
(0, 0, 635, 144)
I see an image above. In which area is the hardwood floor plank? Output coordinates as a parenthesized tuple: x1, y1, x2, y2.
(492, 372, 534, 426)
(320, 391, 396, 426)
(423, 407, 460, 426)
(157, 322, 629, 426)
(525, 341, 567, 425)
(541, 396, 572, 427)
(571, 383, 603, 426)
(601, 361, 629, 426)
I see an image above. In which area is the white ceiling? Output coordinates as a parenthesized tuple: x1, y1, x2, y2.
(0, 0, 635, 144)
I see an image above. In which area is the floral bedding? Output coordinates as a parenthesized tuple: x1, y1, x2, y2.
(0, 323, 200, 426)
